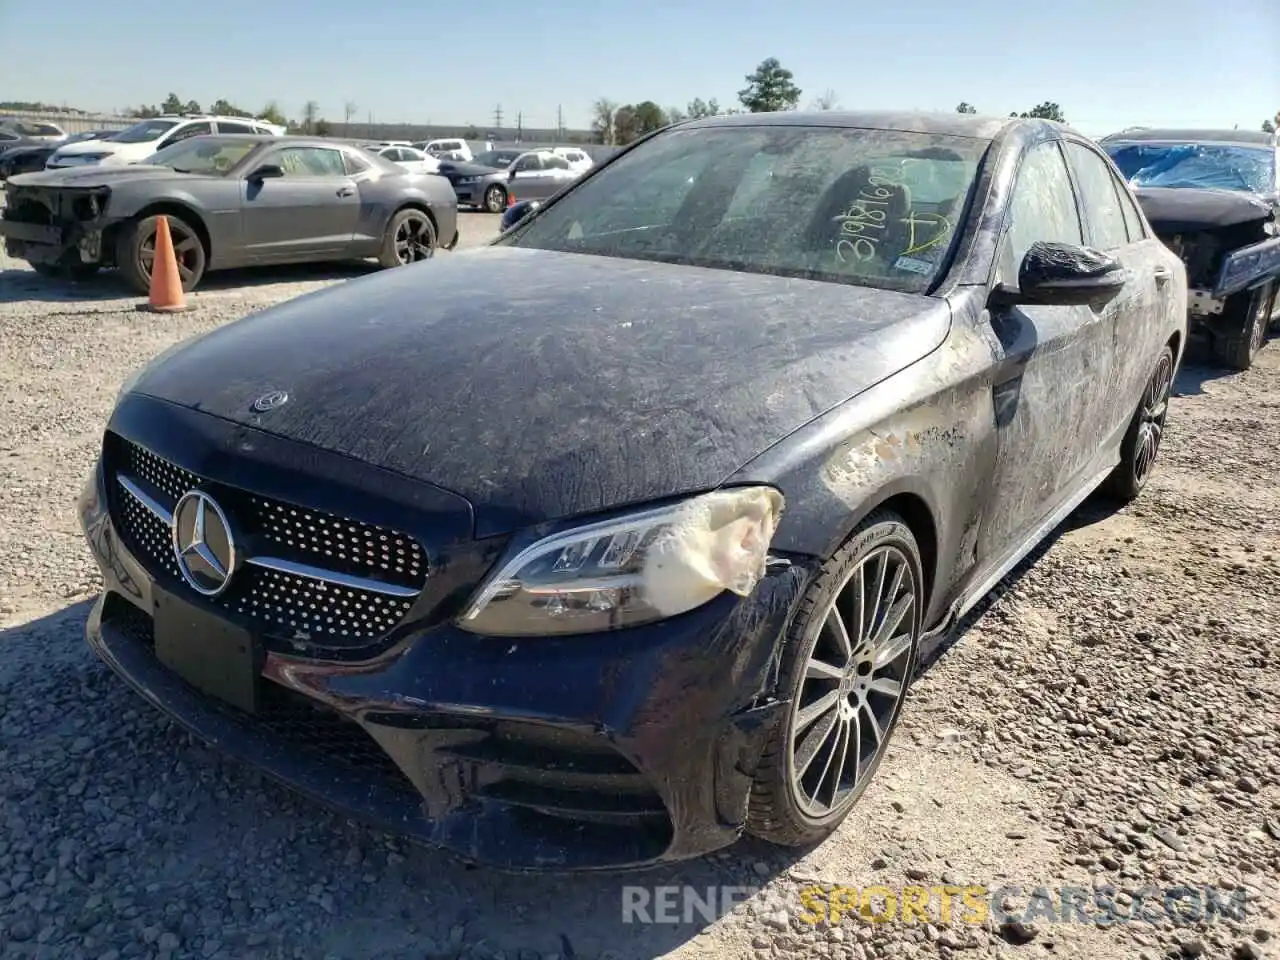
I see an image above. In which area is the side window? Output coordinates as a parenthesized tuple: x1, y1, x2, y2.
(273, 147, 347, 177)
(161, 121, 212, 147)
(343, 152, 372, 175)
(1111, 171, 1147, 242)
(545, 155, 571, 170)
(216, 121, 256, 134)
(512, 154, 542, 173)
(997, 141, 1083, 285)
(1063, 142, 1129, 250)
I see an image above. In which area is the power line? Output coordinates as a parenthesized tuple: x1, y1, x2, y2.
(493, 104, 503, 130)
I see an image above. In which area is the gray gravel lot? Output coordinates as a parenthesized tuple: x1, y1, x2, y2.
(0, 211, 1278, 960)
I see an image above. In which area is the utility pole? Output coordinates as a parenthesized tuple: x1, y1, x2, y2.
(516, 111, 523, 142)
(493, 104, 503, 130)
(556, 104, 563, 140)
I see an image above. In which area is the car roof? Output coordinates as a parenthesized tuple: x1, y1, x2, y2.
(1098, 127, 1276, 147)
(682, 109, 1029, 140)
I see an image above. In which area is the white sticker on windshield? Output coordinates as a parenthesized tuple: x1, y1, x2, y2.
(894, 255, 934, 275)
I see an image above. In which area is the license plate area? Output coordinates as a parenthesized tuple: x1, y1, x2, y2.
(153, 588, 263, 714)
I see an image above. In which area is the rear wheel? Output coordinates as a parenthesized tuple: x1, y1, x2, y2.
(1211, 281, 1271, 371)
(1101, 344, 1175, 502)
(746, 510, 922, 847)
(116, 214, 207, 295)
(378, 208, 436, 268)
(483, 184, 508, 214)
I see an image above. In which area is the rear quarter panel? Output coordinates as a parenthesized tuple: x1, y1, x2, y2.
(359, 174, 458, 250)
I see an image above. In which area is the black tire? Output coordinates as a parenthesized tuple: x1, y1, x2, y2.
(1267, 282, 1280, 335)
(377, 208, 437, 268)
(1101, 344, 1175, 502)
(116, 214, 207, 296)
(1211, 281, 1271, 371)
(746, 509, 923, 847)
(30, 262, 61, 278)
(483, 183, 508, 214)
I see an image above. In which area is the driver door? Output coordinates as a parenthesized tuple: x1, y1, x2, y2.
(509, 153, 560, 200)
(977, 139, 1117, 560)
(239, 145, 360, 262)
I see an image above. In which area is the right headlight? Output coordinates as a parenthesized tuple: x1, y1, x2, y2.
(458, 486, 785, 637)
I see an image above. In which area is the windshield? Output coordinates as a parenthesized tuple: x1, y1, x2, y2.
(1104, 142, 1276, 194)
(145, 138, 257, 174)
(108, 119, 179, 144)
(503, 125, 989, 293)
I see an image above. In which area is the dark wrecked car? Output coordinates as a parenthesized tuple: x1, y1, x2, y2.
(1100, 127, 1279, 370)
(0, 134, 457, 293)
(79, 111, 1186, 871)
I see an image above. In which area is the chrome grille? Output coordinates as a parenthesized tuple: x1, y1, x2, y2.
(108, 436, 428, 645)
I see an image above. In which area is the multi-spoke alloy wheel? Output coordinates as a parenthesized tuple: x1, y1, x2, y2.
(1133, 349, 1173, 486)
(747, 510, 922, 847)
(378, 208, 437, 269)
(1102, 343, 1176, 502)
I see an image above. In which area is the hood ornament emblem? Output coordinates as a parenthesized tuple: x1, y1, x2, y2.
(252, 390, 289, 413)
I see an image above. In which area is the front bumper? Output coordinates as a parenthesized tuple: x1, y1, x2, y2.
(78, 401, 813, 872)
(0, 187, 112, 265)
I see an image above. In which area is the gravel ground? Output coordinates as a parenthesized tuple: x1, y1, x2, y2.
(0, 216, 1277, 960)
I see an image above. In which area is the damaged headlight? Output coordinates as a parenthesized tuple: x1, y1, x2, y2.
(459, 486, 785, 637)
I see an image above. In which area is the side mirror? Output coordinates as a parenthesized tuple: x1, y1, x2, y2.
(500, 199, 541, 232)
(508, 168, 518, 180)
(248, 163, 284, 182)
(991, 241, 1127, 308)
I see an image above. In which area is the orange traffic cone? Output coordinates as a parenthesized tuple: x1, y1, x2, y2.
(137, 215, 190, 313)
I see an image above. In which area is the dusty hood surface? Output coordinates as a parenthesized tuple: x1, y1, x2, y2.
(1133, 186, 1276, 232)
(7, 164, 207, 190)
(129, 247, 950, 535)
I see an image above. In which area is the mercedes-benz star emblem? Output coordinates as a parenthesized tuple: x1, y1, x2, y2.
(171, 490, 238, 597)
(252, 390, 288, 413)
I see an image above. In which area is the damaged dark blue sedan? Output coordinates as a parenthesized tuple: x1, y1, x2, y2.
(79, 110, 1187, 871)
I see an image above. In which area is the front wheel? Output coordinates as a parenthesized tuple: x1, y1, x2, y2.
(116, 214, 207, 295)
(746, 510, 922, 847)
(378, 208, 436, 268)
(1211, 281, 1271, 371)
(1101, 344, 1175, 502)
(483, 184, 508, 214)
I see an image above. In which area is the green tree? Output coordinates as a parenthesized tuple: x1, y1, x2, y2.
(160, 92, 183, 114)
(258, 101, 288, 127)
(314, 118, 332, 137)
(1264, 118, 1276, 134)
(209, 99, 251, 117)
(302, 100, 319, 134)
(956, 102, 977, 114)
(686, 97, 722, 119)
(738, 58, 801, 113)
(1013, 101, 1066, 123)
(463, 125, 480, 139)
(667, 105, 687, 123)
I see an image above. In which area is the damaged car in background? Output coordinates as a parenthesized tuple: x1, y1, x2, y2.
(78, 111, 1185, 871)
(0, 134, 458, 292)
(1101, 127, 1279, 370)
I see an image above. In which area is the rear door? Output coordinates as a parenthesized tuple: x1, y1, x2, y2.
(1062, 140, 1169, 445)
(239, 145, 360, 261)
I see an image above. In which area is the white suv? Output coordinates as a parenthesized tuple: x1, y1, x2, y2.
(551, 147, 594, 174)
(47, 115, 284, 169)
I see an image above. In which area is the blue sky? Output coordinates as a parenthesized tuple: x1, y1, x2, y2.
(4, 0, 1276, 136)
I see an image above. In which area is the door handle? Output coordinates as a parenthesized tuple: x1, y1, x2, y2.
(1153, 266, 1171, 284)
(337, 186, 355, 197)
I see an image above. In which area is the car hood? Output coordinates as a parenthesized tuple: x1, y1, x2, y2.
(127, 247, 951, 537)
(7, 164, 211, 189)
(52, 139, 125, 157)
(1132, 186, 1276, 232)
